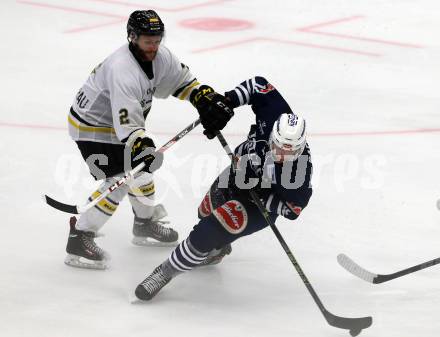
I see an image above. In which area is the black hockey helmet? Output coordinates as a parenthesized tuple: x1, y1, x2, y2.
(127, 10, 165, 38)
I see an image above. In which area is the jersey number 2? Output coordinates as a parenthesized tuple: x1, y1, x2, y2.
(119, 109, 129, 125)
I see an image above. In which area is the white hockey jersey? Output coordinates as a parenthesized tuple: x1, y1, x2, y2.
(68, 43, 199, 144)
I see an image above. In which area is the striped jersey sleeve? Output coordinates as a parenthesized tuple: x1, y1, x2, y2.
(224, 76, 274, 107)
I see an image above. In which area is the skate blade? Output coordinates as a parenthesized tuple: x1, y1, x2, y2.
(132, 237, 178, 247)
(64, 254, 108, 270)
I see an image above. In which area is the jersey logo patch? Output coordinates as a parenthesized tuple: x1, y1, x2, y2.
(213, 200, 248, 234)
(255, 83, 275, 94)
(198, 191, 213, 218)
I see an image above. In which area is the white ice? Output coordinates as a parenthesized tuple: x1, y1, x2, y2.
(1, 1, 439, 336)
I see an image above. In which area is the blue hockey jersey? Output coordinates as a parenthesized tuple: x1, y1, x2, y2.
(224, 76, 313, 220)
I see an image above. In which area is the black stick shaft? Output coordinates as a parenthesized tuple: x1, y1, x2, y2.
(216, 132, 328, 313)
(375, 257, 440, 283)
(215, 132, 372, 334)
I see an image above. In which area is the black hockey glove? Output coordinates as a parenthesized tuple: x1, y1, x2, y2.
(130, 136, 163, 173)
(190, 85, 234, 139)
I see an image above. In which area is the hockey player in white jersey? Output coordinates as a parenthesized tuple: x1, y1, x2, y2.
(65, 10, 234, 269)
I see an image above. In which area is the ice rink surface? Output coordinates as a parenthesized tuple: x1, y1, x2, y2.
(1, 0, 439, 336)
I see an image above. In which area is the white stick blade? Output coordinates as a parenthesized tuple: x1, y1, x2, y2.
(337, 254, 377, 283)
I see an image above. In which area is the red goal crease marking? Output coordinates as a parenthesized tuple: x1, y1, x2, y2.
(297, 16, 424, 49)
(87, 0, 231, 12)
(192, 37, 381, 57)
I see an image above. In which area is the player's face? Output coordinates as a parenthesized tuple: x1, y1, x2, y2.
(134, 35, 162, 61)
(270, 141, 305, 163)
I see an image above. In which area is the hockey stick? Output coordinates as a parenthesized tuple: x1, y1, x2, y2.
(338, 253, 440, 284)
(44, 119, 201, 214)
(215, 132, 372, 336)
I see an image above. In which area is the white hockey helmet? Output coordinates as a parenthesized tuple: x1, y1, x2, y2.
(269, 113, 307, 162)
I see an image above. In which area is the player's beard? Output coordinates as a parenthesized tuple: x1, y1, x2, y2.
(130, 42, 157, 62)
(140, 50, 157, 61)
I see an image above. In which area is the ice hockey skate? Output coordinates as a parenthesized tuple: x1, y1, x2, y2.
(65, 217, 110, 270)
(198, 244, 232, 267)
(135, 265, 172, 301)
(132, 204, 178, 246)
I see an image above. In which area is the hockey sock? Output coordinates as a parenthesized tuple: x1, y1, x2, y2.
(168, 238, 209, 272)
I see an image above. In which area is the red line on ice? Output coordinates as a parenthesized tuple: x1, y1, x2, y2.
(297, 16, 423, 48)
(1, 122, 439, 138)
(192, 37, 381, 57)
(297, 16, 365, 31)
(86, 0, 230, 12)
(17, 0, 125, 18)
(64, 19, 126, 34)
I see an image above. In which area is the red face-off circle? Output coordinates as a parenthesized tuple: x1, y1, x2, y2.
(179, 18, 254, 31)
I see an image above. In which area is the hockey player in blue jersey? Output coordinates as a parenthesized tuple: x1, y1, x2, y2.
(135, 76, 313, 300)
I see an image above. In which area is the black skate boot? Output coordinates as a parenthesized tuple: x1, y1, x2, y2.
(65, 217, 109, 270)
(135, 265, 172, 301)
(198, 244, 232, 267)
(132, 206, 178, 246)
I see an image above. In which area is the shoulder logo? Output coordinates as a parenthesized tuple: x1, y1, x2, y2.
(255, 83, 275, 94)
